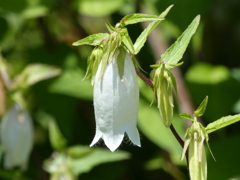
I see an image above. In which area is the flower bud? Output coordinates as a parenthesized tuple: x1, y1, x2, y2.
(90, 51, 140, 152)
(0, 104, 34, 170)
(153, 62, 174, 127)
(181, 121, 207, 180)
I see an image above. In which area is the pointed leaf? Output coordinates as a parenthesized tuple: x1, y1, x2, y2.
(72, 33, 109, 46)
(205, 114, 240, 134)
(48, 120, 67, 151)
(194, 96, 208, 117)
(179, 113, 194, 121)
(12, 64, 61, 89)
(69, 148, 130, 175)
(120, 14, 164, 27)
(120, 28, 135, 54)
(161, 15, 200, 70)
(134, 5, 173, 54)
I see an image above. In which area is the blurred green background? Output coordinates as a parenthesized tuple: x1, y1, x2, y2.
(1, 0, 240, 179)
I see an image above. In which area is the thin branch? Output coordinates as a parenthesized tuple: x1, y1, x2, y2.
(169, 124, 184, 148)
(135, 67, 154, 89)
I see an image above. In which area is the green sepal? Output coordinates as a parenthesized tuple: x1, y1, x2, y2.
(194, 96, 208, 117)
(168, 71, 179, 101)
(160, 15, 200, 70)
(150, 64, 160, 69)
(83, 47, 103, 85)
(72, 33, 109, 46)
(166, 61, 184, 69)
(117, 46, 126, 81)
(120, 14, 164, 27)
(179, 113, 194, 122)
(205, 114, 240, 134)
(105, 21, 115, 33)
(120, 28, 135, 54)
(133, 5, 173, 54)
(199, 123, 216, 161)
(98, 32, 121, 80)
(180, 133, 192, 161)
(49, 120, 67, 151)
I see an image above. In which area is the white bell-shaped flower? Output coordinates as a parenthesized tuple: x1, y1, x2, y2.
(0, 104, 34, 170)
(90, 52, 140, 151)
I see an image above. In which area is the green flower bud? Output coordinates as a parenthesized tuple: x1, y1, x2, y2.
(152, 61, 175, 127)
(181, 121, 208, 180)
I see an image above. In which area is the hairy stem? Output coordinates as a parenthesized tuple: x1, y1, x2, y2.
(135, 68, 154, 89)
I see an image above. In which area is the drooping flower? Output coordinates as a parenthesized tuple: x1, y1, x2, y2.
(90, 51, 140, 152)
(0, 104, 34, 170)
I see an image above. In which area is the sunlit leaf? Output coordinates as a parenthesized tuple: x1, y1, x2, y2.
(205, 114, 240, 134)
(134, 5, 173, 54)
(72, 33, 109, 46)
(120, 14, 164, 27)
(48, 120, 67, 151)
(194, 96, 208, 117)
(161, 15, 200, 70)
(179, 113, 194, 121)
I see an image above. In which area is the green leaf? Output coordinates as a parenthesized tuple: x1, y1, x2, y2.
(12, 64, 61, 89)
(67, 145, 92, 159)
(205, 114, 240, 134)
(49, 67, 93, 100)
(117, 46, 126, 81)
(194, 96, 208, 117)
(69, 148, 130, 175)
(72, 33, 109, 46)
(179, 113, 194, 121)
(120, 28, 135, 54)
(134, 5, 173, 54)
(160, 15, 200, 70)
(120, 14, 164, 27)
(72, 0, 124, 17)
(48, 120, 67, 151)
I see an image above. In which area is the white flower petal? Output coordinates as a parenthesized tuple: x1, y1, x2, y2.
(91, 53, 140, 151)
(0, 104, 34, 170)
